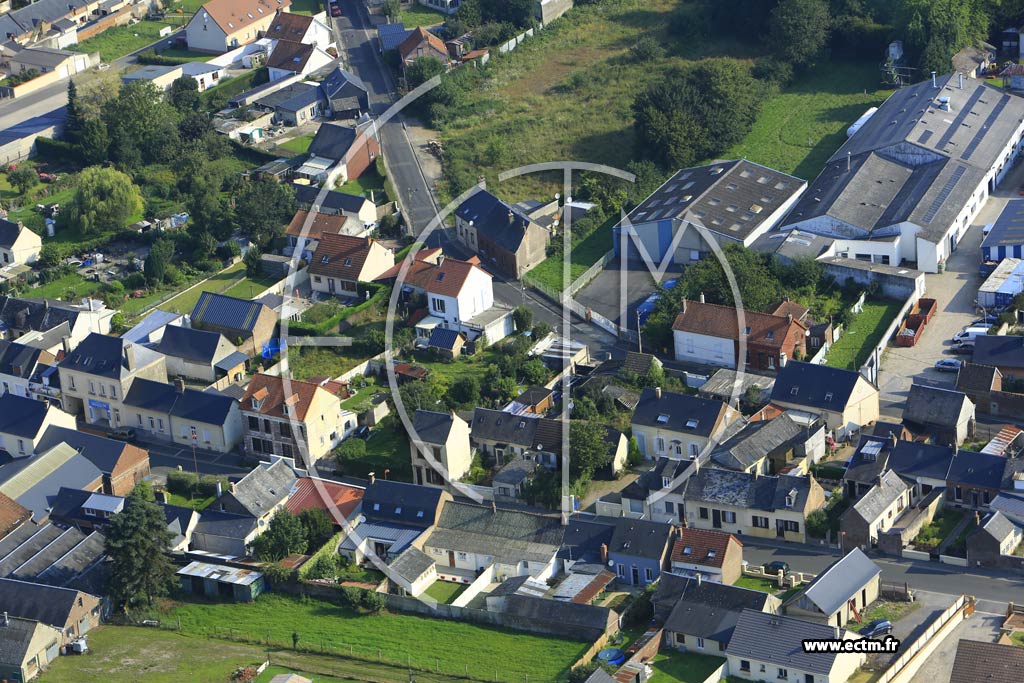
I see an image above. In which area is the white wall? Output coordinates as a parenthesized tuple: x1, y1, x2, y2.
(673, 329, 736, 368)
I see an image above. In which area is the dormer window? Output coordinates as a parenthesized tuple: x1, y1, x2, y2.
(682, 546, 691, 555)
(321, 256, 329, 263)
(744, 327, 751, 335)
(790, 387, 799, 396)
(343, 258, 352, 266)
(765, 331, 774, 340)
(662, 476, 671, 488)
(707, 549, 716, 558)
(372, 503, 380, 511)
(395, 506, 402, 514)
(824, 392, 833, 402)
(251, 398, 263, 410)
(416, 510, 424, 518)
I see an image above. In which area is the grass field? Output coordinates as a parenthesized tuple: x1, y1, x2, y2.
(159, 47, 215, 61)
(526, 216, 613, 291)
(399, 4, 446, 27)
(438, 0, 890, 201)
(69, 21, 175, 62)
(825, 300, 904, 370)
(290, 0, 323, 15)
(913, 510, 965, 551)
(279, 133, 316, 156)
(168, 593, 589, 681)
(423, 580, 468, 604)
(734, 576, 784, 593)
(650, 652, 726, 683)
(337, 169, 388, 201)
(860, 600, 920, 626)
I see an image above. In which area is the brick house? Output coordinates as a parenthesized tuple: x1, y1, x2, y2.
(669, 527, 744, 584)
(190, 292, 277, 357)
(454, 188, 549, 279)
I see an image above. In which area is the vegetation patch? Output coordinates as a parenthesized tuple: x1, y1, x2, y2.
(824, 300, 904, 370)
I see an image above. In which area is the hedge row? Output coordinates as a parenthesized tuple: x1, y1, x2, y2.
(288, 284, 389, 336)
(166, 470, 229, 498)
(135, 50, 196, 66)
(297, 531, 343, 580)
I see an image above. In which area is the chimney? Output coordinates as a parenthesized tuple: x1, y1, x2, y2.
(834, 626, 840, 639)
(958, 72, 964, 89)
(61, 336, 71, 356)
(491, 499, 497, 513)
(847, 151, 851, 172)
(507, 209, 514, 225)
(2, 612, 7, 627)
(699, 292, 705, 304)
(696, 573, 702, 587)
(891, 431, 898, 448)
(931, 71, 937, 88)
(215, 480, 223, 498)
(655, 386, 662, 399)
(368, 471, 376, 485)
(229, 482, 237, 494)
(787, 313, 793, 324)
(600, 543, 608, 563)
(975, 511, 981, 526)
(174, 377, 185, 394)
(123, 343, 136, 371)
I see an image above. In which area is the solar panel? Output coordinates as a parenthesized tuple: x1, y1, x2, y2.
(962, 95, 1009, 161)
(921, 165, 967, 223)
(917, 129, 933, 144)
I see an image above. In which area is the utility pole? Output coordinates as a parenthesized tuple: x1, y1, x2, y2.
(636, 309, 643, 354)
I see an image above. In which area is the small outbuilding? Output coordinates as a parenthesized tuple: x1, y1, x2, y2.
(177, 561, 264, 602)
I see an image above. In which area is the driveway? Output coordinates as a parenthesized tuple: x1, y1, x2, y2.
(906, 609, 1004, 683)
(876, 159, 1024, 418)
(573, 260, 668, 330)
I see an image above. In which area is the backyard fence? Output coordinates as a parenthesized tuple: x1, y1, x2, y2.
(566, 249, 614, 297)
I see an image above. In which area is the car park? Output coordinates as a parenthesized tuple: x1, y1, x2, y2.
(949, 342, 974, 355)
(934, 358, 962, 372)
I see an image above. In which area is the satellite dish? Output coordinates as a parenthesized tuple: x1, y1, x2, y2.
(607, 560, 615, 567)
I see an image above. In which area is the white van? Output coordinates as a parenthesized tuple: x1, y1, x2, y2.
(953, 326, 990, 343)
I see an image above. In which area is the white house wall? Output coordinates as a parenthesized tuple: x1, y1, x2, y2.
(673, 330, 736, 368)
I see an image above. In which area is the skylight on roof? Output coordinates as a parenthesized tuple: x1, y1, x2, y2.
(685, 419, 699, 429)
(707, 549, 716, 558)
(343, 258, 352, 266)
(683, 546, 692, 554)
(656, 414, 669, 424)
(790, 387, 799, 395)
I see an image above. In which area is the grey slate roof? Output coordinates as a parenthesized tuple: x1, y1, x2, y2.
(377, 22, 412, 51)
(0, 393, 49, 439)
(58, 333, 162, 380)
(292, 183, 371, 215)
(254, 81, 325, 113)
(711, 413, 805, 471)
(683, 469, 815, 513)
(123, 377, 178, 413)
(904, 383, 972, 427)
(0, 616, 57, 665)
(454, 189, 535, 254)
(850, 470, 908, 522)
(699, 368, 774, 403)
(122, 378, 237, 426)
(318, 66, 369, 113)
(607, 517, 673, 561)
(976, 510, 1019, 544)
(621, 456, 695, 501)
(728, 609, 850, 674)
(156, 324, 227, 363)
(887, 440, 955, 481)
(631, 387, 729, 439)
(471, 407, 538, 448)
(222, 460, 297, 518)
(559, 516, 614, 563)
(36, 426, 132, 476)
(493, 457, 538, 486)
(426, 501, 563, 564)
(991, 492, 1024, 525)
(361, 479, 443, 527)
(973, 335, 1024, 369)
(412, 409, 456, 445)
(786, 548, 880, 616)
(582, 669, 616, 683)
(388, 546, 434, 583)
(338, 519, 422, 555)
(193, 510, 258, 540)
(771, 361, 869, 412)
(663, 577, 772, 643)
(308, 122, 357, 161)
(0, 296, 79, 335)
(947, 451, 1006, 489)
(0, 577, 94, 629)
(950, 640, 1024, 683)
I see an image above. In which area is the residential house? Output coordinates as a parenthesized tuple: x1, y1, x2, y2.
(377, 23, 412, 53)
(0, 341, 58, 406)
(0, 578, 100, 645)
(0, 219, 40, 267)
(974, 335, 1024, 381)
(491, 458, 539, 501)
(266, 39, 333, 80)
(319, 66, 369, 119)
(903, 383, 976, 445)
(0, 492, 29, 541)
(843, 436, 955, 500)
(949, 640, 1024, 683)
(284, 476, 363, 523)
(185, 0, 293, 53)
(285, 209, 366, 260)
(306, 121, 379, 184)
(661, 576, 779, 654)
(36, 426, 151, 496)
(607, 517, 675, 586)
(155, 324, 248, 387)
(606, 456, 696, 522)
(0, 615, 60, 682)
(966, 511, 1023, 565)
(190, 292, 277, 357)
(669, 527, 744, 584)
(0, 0, 97, 48)
(682, 468, 826, 543)
(956, 363, 1009, 416)
(122, 378, 243, 453)
(946, 450, 1006, 510)
(340, 478, 449, 564)
(698, 368, 775, 406)
(57, 333, 167, 426)
(410, 409, 472, 488)
(422, 500, 564, 582)
(631, 387, 742, 460)
(773, 75, 1024, 274)
(292, 183, 377, 224)
(454, 188, 549, 279)
(726, 610, 864, 683)
(508, 385, 554, 415)
(0, 393, 75, 458)
(614, 160, 805, 265)
(840, 470, 911, 549)
(710, 413, 821, 476)
(672, 299, 808, 372)
(388, 546, 436, 597)
(216, 459, 297, 525)
(265, 10, 332, 50)
(122, 64, 189, 91)
(309, 234, 394, 298)
(770, 361, 880, 441)
(253, 81, 326, 125)
(426, 328, 465, 357)
(8, 48, 90, 79)
(377, 252, 509, 342)
(622, 351, 662, 379)
(0, 296, 113, 350)
(783, 549, 881, 627)
(397, 27, 449, 74)
(240, 373, 354, 465)
(991, 491, 1024, 525)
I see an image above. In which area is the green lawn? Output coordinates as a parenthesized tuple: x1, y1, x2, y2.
(159, 47, 215, 61)
(913, 510, 966, 551)
(279, 133, 316, 155)
(156, 261, 248, 315)
(168, 593, 589, 681)
(340, 374, 387, 412)
(290, 0, 323, 15)
(423, 580, 468, 604)
(398, 3, 446, 27)
(861, 600, 920, 625)
(650, 652, 726, 683)
(69, 20, 175, 62)
(30, 271, 100, 301)
(527, 215, 614, 292)
(824, 300, 904, 371)
(340, 415, 412, 481)
(1012, 631, 1024, 648)
(201, 68, 269, 108)
(166, 493, 215, 510)
(733, 575, 783, 593)
(222, 272, 280, 300)
(336, 169, 388, 202)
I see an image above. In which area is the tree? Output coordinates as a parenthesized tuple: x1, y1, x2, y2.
(298, 508, 335, 550)
(520, 358, 549, 385)
(251, 509, 308, 561)
(66, 166, 144, 235)
(63, 79, 85, 145)
(512, 306, 533, 333)
(243, 246, 263, 278)
(234, 177, 295, 248)
(448, 375, 481, 407)
(336, 437, 367, 465)
(382, 0, 400, 19)
(630, 36, 666, 62)
(168, 75, 202, 113)
(78, 118, 110, 165)
(103, 80, 180, 166)
(104, 483, 177, 610)
(406, 56, 447, 89)
(479, 0, 533, 27)
(768, 0, 830, 67)
(144, 239, 174, 285)
(569, 421, 612, 480)
(8, 165, 37, 196)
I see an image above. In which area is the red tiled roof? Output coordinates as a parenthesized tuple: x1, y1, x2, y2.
(285, 209, 355, 240)
(196, 0, 291, 36)
(398, 27, 447, 63)
(770, 300, 809, 322)
(394, 362, 428, 378)
(672, 299, 806, 348)
(266, 39, 314, 72)
(0, 492, 29, 539)
(264, 10, 313, 41)
(670, 528, 740, 569)
(240, 373, 329, 421)
(377, 256, 488, 297)
(286, 477, 363, 521)
(571, 569, 615, 605)
(748, 402, 786, 422)
(309, 234, 383, 282)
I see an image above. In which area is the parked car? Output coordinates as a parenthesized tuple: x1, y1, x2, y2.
(953, 326, 990, 343)
(970, 315, 999, 326)
(859, 619, 893, 638)
(107, 428, 136, 442)
(352, 426, 370, 440)
(934, 358, 963, 372)
(949, 342, 974, 355)
(330, 4, 341, 14)
(762, 561, 790, 576)
(96, 63, 109, 71)
(636, 279, 678, 326)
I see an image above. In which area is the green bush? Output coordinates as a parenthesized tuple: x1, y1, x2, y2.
(166, 470, 228, 498)
(136, 50, 197, 66)
(261, 562, 295, 585)
(35, 137, 82, 164)
(288, 285, 389, 336)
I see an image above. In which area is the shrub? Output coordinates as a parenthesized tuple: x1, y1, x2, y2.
(260, 562, 294, 585)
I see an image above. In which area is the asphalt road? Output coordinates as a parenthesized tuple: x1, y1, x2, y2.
(333, 0, 440, 236)
(139, 436, 252, 479)
(740, 535, 1024, 609)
